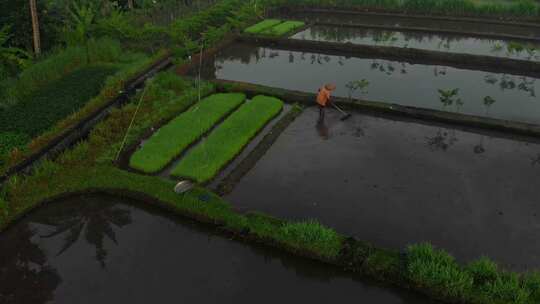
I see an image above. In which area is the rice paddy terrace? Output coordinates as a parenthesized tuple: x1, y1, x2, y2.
(3, 4, 540, 304)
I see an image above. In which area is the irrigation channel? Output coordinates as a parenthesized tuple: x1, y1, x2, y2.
(0, 194, 438, 304)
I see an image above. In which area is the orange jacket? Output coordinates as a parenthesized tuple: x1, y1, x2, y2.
(317, 87, 331, 107)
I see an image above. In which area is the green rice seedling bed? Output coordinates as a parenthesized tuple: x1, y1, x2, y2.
(0, 65, 117, 147)
(244, 19, 283, 34)
(129, 93, 246, 173)
(171, 95, 283, 183)
(261, 21, 306, 36)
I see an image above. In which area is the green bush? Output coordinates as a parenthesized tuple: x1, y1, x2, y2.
(129, 93, 246, 173)
(244, 19, 283, 34)
(171, 95, 283, 183)
(406, 243, 473, 300)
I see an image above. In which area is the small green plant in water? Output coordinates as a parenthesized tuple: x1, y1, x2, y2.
(438, 88, 463, 112)
(491, 42, 503, 53)
(346, 79, 370, 101)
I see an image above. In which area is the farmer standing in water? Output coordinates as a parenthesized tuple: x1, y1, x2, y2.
(317, 83, 336, 121)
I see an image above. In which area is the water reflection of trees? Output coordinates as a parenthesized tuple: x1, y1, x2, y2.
(484, 74, 536, 97)
(33, 198, 132, 268)
(299, 25, 540, 61)
(0, 224, 60, 304)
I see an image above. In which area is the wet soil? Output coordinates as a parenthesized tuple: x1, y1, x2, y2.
(282, 11, 540, 38)
(0, 194, 437, 304)
(291, 25, 540, 61)
(198, 43, 540, 125)
(225, 107, 540, 271)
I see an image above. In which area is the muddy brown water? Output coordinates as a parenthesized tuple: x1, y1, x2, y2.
(225, 107, 540, 272)
(291, 25, 540, 61)
(0, 194, 438, 304)
(282, 11, 540, 38)
(198, 43, 540, 125)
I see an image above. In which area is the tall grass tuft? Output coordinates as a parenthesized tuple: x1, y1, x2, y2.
(406, 243, 473, 300)
(277, 219, 343, 258)
(467, 256, 499, 285)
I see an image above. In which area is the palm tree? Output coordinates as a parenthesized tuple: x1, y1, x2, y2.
(29, 0, 41, 56)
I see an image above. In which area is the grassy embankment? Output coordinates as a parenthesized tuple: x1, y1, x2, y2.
(171, 95, 283, 183)
(129, 93, 246, 173)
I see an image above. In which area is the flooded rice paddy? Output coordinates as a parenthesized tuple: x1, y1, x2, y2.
(0, 194, 438, 304)
(282, 11, 540, 38)
(225, 107, 540, 272)
(291, 25, 540, 61)
(201, 43, 540, 124)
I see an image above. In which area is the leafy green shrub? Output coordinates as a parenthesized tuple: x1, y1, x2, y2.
(244, 19, 283, 34)
(171, 95, 283, 183)
(277, 219, 343, 258)
(406, 243, 473, 300)
(130, 93, 246, 173)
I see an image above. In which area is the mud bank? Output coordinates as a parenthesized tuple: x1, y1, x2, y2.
(0, 194, 437, 304)
(225, 107, 540, 271)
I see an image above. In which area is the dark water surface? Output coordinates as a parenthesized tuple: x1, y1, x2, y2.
(291, 25, 540, 61)
(201, 43, 540, 124)
(226, 107, 540, 271)
(283, 11, 540, 38)
(0, 194, 437, 304)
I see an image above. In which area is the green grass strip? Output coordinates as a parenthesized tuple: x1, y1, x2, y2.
(244, 19, 283, 34)
(171, 95, 283, 183)
(129, 93, 246, 173)
(261, 21, 305, 37)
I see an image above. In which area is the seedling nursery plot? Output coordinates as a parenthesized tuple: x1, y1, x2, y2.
(171, 95, 283, 183)
(129, 93, 246, 173)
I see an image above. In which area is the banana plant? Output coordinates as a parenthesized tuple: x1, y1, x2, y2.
(0, 25, 30, 77)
